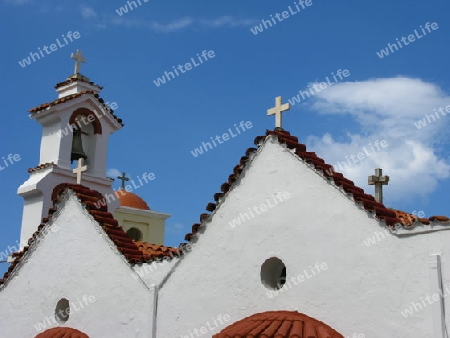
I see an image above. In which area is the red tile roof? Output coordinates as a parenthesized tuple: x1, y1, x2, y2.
(134, 241, 181, 260)
(35, 327, 89, 338)
(28, 91, 123, 126)
(389, 208, 450, 227)
(0, 184, 147, 287)
(184, 128, 450, 241)
(213, 311, 344, 338)
(28, 162, 56, 173)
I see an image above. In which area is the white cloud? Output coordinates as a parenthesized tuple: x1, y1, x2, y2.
(83, 12, 255, 33)
(302, 77, 450, 203)
(80, 5, 97, 19)
(150, 17, 193, 33)
(108, 16, 193, 33)
(200, 16, 258, 28)
(4, 0, 32, 4)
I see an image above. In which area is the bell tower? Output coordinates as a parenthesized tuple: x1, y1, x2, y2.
(17, 50, 123, 248)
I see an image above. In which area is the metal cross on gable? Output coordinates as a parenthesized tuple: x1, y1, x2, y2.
(117, 172, 130, 190)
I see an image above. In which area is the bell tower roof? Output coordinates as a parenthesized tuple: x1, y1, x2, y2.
(28, 90, 123, 127)
(55, 73, 103, 98)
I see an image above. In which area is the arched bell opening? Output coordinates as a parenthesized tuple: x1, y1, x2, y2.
(69, 108, 102, 173)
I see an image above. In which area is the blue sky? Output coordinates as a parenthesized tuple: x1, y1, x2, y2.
(1, 0, 450, 274)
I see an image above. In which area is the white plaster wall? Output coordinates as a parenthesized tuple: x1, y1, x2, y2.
(18, 168, 120, 248)
(19, 193, 44, 247)
(157, 138, 450, 338)
(0, 193, 152, 338)
(39, 115, 63, 165)
(133, 259, 178, 289)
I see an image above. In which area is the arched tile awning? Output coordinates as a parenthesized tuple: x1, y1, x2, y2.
(213, 310, 344, 338)
(35, 327, 89, 338)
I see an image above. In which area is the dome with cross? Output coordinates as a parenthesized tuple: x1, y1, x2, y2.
(115, 172, 150, 210)
(117, 191, 150, 210)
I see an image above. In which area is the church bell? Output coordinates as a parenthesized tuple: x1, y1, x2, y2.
(71, 128, 88, 163)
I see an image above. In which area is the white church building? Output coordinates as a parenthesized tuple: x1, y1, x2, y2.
(1, 51, 450, 338)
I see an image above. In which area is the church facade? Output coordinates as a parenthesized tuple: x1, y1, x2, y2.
(1, 52, 450, 338)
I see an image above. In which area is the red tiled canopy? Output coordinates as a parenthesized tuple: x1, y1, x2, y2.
(213, 311, 344, 338)
(35, 327, 89, 338)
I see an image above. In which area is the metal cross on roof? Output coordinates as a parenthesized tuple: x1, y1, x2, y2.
(117, 172, 130, 190)
(71, 49, 86, 74)
(368, 168, 389, 204)
(73, 158, 88, 184)
(267, 96, 290, 129)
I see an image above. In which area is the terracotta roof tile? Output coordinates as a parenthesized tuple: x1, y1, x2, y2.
(429, 215, 450, 222)
(35, 327, 89, 338)
(28, 91, 123, 126)
(183, 128, 450, 242)
(213, 311, 344, 338)
(389, 210, 450, 227)
(134, 241, 181, 261)
(0, 184, 145, 288)
(27, 162, 56, 173)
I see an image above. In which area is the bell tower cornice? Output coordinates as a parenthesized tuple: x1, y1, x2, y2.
(55, 74, 103, 98)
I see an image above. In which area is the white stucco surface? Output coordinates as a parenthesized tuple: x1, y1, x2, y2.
(0, 192, 151, 338)
(133, 259, 179, 289)
(3, 135, 450, 338)
(156, 137, 450, 338)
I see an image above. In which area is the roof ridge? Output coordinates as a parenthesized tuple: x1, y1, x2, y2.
(182, 128, 450, 245)
(0, 183, 145, 288)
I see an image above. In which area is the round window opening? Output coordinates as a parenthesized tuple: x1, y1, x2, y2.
(55, 298, 70, 323)
(126, 227, 143, 241)
(261, 257, 286, 290)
